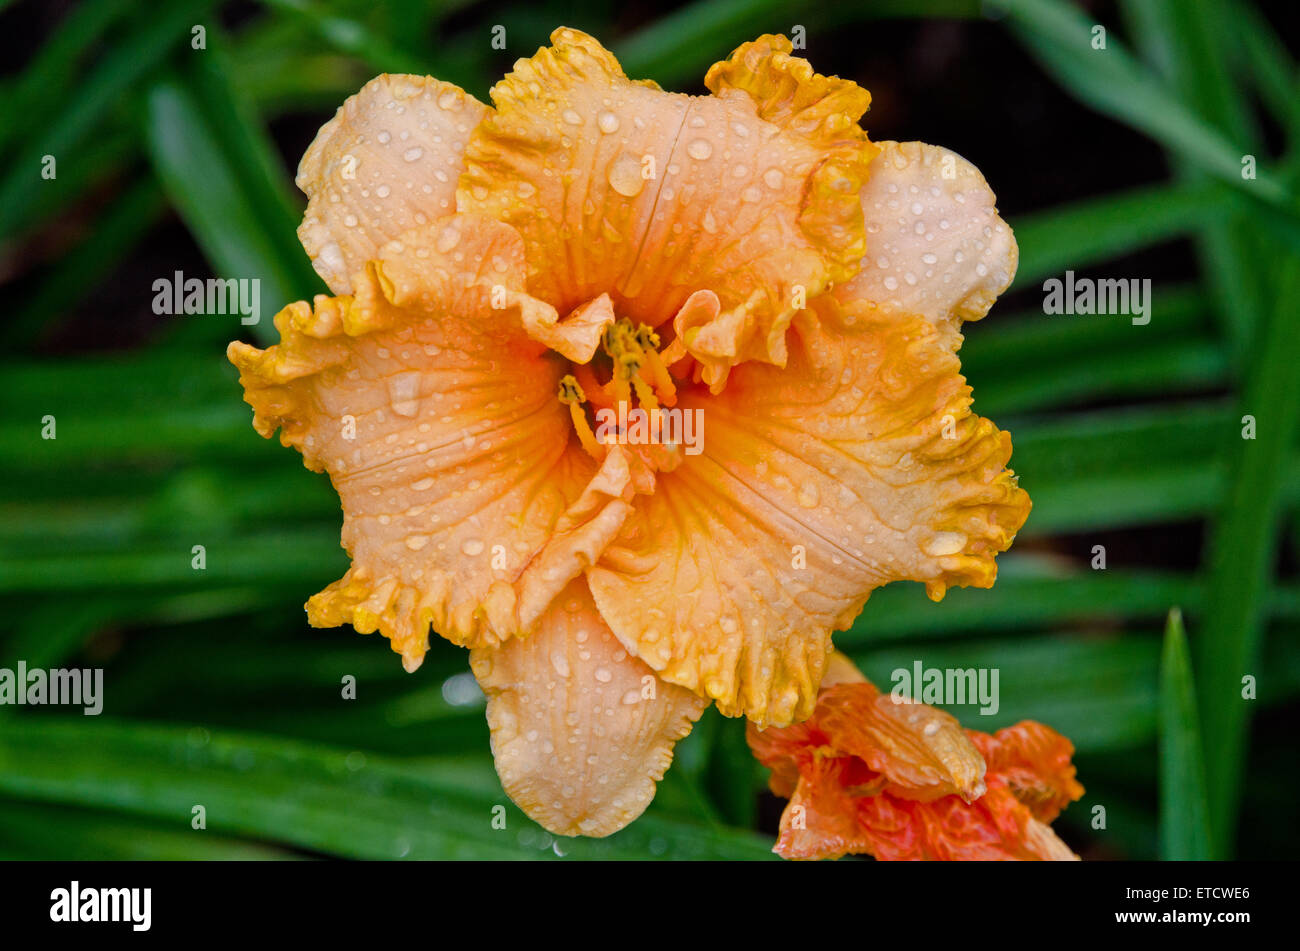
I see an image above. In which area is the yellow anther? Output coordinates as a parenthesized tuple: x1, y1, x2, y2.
(600, 318, 677, 408)
(557, 374, 586, 405)
(557, 374, 604, 460)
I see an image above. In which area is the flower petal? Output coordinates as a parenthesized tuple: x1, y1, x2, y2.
(229, 214, 608, 666)
(458, 29, 879, 390)
(456, 28, 691, 317)
(589, 311, 1030, 725)
(771, 757, 878, 861)
(470, 578, 706, 837)
(816, 681, 986, 802)
(297, 74, 488, 293)
(647, 35, 880, 388)
(833, 140, 1018, 346)
(851, 785, 1078, 861)
(969, 721, 1084, 823)
(749, 676, 1082, 861)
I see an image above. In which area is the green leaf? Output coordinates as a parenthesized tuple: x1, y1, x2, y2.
(143, 77, 323, 344)
(0, 720, 775, 860)
(0, 799, 300, 861)
(993, 0, 1289, 205)
(1158, 608, 1212, 860)
(1121, 0, 1269, 361)
(1009, 180, 1231, 290)
(1196, 257, 1300, 857)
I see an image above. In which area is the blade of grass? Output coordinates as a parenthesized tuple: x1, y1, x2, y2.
(1233, 2, 1300, 160)
(0, 798, 301, 860)
(1009, 179, 1231, 289)
(0, 719, 775, 859)
(992, 0, 1289, 205)
(841, 565, 1300, 645)
(143, 77, 319, 343)
(1158, 608, 1212, 859)
(0, 0, 135, 153)
(615, 0, 981, 88)
(1196, 256, 1300, 857)
(1122, 0, 1269, 364)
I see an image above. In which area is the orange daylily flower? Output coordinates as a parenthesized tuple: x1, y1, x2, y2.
(748, 653, 1083, 860)
(228, 29, 1029, 838)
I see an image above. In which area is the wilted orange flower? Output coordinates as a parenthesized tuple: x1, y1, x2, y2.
(748, 653, 1083, 860)
(228, 28, 1029, 837)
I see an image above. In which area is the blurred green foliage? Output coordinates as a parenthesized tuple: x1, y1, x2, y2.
(1, 0, 1298, 860)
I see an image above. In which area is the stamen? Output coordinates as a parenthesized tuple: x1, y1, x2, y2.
(557, 374, 605, 460)
(600, 318, 677, 408)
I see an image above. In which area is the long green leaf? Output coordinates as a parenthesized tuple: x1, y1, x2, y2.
(0, 720, 775, 860)
(993, 0, 1289, 205)
(1158, 608, 1212, 860)
(1196, 257, 1300, 857)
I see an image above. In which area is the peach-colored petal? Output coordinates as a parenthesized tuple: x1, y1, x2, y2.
(589, 310, 1029, 725)
(297, 74, 488, 293)
(456, 28, 691, 317)
(229, 214, 621, 666)
(458, 30, 878, 389)
(831, 140, 1018, 347)
(702, 33, 876, 284)
(471, 578, 706, 837)
(642, 35, 879, 388)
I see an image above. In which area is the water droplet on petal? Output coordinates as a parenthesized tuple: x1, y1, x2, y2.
(388, 371, 421, 417)
(607, 153, 644, 197)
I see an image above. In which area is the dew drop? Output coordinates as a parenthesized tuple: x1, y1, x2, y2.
(387, 371, 421, 417)
(797, 483, 819, 508)
(686, 139, 713, 161)
(607, 153, 644, 197)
